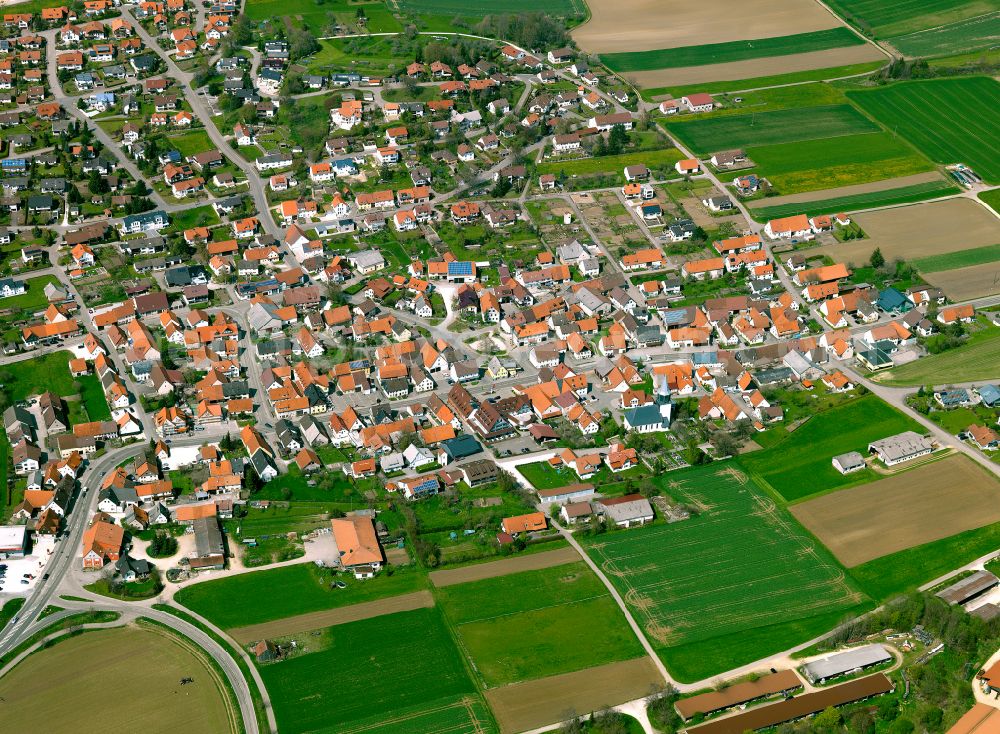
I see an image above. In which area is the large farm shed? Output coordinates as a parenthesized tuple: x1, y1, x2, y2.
(803, 643, 891, 684)
(675, 669, 802, 720)
(936, 570, 1000, 606)
(686, 673, 893, 734)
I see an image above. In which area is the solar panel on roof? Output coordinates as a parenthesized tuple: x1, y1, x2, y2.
(661, 310, 687, 325)
(448, 261, 473, 276)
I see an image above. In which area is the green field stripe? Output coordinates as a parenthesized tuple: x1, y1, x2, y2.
(601, 27, 864, 72)
(749, 180, 960, 220)
(912, 243, 1000, 273)
(638, 61, 886, 101)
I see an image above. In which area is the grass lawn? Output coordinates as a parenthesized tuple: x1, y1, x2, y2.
(639, 61, 885, 101)
(436, 561, 644, 686)
(744, 132, 936, 195)
(667, 105, 878, 154)
(174, 563, 428, 629)
(168, 205, 220, 231)
(259, 607, 491, 734)
(913, 244, 1000, 273)
(245, 0, 403, 32)
(602, 28, 864, 72)
(1, 351, 77, 400)
(740, 394, 922, 502)
(583, 464, 868, 682)
(877, 323, 1000, 386)
(83, 574, 162, 601)
(76, 374, 110, 422)
(847, 77, 1000, 184)
(926, 406, 994, 434)
(749, 179, 959, 220)
(0, 598, 24, 626)
(0, 274, 59, 313)
(850, 521, 1000, 600)
(305, 36, 409, 76)
(165, 130, 215, 158)
(536, 147, 684, 178)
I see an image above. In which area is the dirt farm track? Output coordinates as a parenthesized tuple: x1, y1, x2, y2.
(572, 0, 841, 54)
(790, 456, 1000, 568)
(227, 590, 435, 644)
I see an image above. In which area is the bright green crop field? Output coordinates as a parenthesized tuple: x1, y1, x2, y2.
(583, 465, 870, 682)
(745, 131, 935, 194)
(913, 244, 1000, 273)
(258, 607, 494, 734)
(890, 12, 1000, 57)
(601, 28, 864, 72)
(749, 180, 959, 220)
(174, 563, 428, 629)
(848, 77, 1000, 183)
(667, 104, 878, 154)
(824, 0, 995, 37)
(437, 562, 645, 686)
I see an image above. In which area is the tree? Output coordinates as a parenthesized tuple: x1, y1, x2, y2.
(88, 170, 108, 196)
(869, 247, 885, 269)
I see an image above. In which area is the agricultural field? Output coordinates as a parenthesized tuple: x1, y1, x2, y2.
(847, 78, 1000, 183)
(640, 61, 886, 101)
(913, 244, 1000, 273)
(791, 455, 1000, 567)
(583, 465, 869, 682)
(485, 658, 663, 734)
(924, 263, 1000, 301)
(258, 607, 493, 734)
(806, 197, 1000, 269)
(851, 521, 1000, 600)
(740, 395, 922, 502)
(876, 322, 1000, 386)
(890, 13, 1000, 57)
(981, 188, 1000, 213)
(0, 625, 236, 733)
(436, 562, 645, 687)
(228, 590, 434, 645)
(743, 131, 936, 195)
(601, 28, 865, 71)
(667, 105, 878, 154)
(825, 0, 999, 55)
(572, 0, 843, 54)
(174, 562, 428, 629)
(750, 179, 958, 220)
(430, 546, 581, 587)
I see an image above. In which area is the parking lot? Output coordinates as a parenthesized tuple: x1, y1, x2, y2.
(0, 538, 55, 603)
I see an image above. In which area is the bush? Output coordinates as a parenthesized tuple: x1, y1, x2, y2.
(148, 531, 178, 558)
